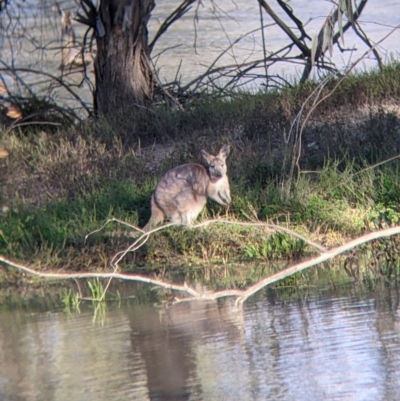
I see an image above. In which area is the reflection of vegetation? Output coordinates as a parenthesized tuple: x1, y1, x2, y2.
(61, 288, 80, 313)
(92, 302, 107, 325)
(87, 279, 110, 324)
(343, 236, 400, 286)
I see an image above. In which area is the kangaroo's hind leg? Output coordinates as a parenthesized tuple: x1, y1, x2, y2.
(172, 192, 207, 226)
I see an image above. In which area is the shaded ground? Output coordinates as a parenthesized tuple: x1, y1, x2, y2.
(1, 98, 399, 210)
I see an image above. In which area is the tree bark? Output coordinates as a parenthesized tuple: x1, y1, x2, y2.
(94, 0, 155, 114)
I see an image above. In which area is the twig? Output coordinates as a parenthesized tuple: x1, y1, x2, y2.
(84, 217, 145, 243)
(178, 25, 286, 93)
(191, 219, 326, 252)
(88, 217, 327, 261)
(0, 64, 91, 117)
(275, 0, 311, 41)
(4, 120, 62, 136)
(257, 0, 310, 56)
(259, 1, 268, 81)
(352, 21, 383, 69)
(149, 0, 196, 53)
(151, 60, 183, 110)
(111, 222, 175, 267)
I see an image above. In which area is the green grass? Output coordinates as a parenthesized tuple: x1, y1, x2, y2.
(2, 156, 400, 273)
(61, 288, 81, 313)
(87, 278, 106, 301)
(0, 180, 155, 269)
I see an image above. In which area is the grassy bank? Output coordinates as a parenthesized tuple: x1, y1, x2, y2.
(1, 62, 400, 287)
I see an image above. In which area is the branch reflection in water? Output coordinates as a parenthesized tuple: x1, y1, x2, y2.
(0, 284, 399, 400)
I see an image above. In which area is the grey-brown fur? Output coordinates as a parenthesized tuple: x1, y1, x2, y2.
(143, 145, 231, 231)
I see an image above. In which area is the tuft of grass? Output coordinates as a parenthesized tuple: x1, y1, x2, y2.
(61, 288, 80, 313)
(243, 232, 306, 260)
(87, 278, 105, 301)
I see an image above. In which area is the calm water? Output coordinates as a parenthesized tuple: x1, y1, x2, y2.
(1, 284, 400, 400)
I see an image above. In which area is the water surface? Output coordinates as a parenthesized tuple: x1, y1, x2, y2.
(1, 284, 400, 400)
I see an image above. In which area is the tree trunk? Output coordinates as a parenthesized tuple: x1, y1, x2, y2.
(94, 0, 155, 114)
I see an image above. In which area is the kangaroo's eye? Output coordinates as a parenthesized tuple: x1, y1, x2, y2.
(210, 164, 215, 168)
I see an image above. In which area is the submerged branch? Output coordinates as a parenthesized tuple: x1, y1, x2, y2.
(0, 255, 200, 298)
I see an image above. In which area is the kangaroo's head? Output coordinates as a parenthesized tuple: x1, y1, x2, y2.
(201, 145, 230, 180)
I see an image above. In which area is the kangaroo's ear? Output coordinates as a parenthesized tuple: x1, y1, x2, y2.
(218, 144, 231, 160)
(201, 149, 212, 163)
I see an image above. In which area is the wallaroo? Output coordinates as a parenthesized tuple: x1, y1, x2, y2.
(143, 145, 231, 231)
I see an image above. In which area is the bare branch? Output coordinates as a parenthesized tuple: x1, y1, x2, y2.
(3, 226, 400, 305)
(149, 0, 197, 53)
(304, 0, 369, 82)
(352, 21, 383, 70)
(257, 0, 310, 56)
(90, 218, 326, 264)
(0, 64, 92, 118)
(0, 255, 201, 298)
(275, 0, 311, 41)
(236, 225, 400, 305)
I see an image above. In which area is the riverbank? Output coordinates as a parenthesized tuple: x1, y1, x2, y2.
(1, 62, 400, 287)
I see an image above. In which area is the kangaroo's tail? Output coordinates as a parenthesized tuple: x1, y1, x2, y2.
(142, 194, 165, 232)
